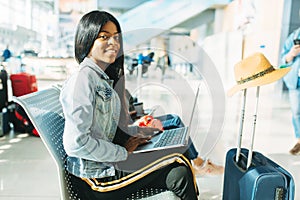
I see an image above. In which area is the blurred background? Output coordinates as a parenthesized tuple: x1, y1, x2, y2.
(1, 0, 298, 90)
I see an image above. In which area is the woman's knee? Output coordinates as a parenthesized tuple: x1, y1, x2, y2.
(166, 165, 192, 188)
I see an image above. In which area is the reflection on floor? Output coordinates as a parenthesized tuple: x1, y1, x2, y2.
(0, 67, 299, 200)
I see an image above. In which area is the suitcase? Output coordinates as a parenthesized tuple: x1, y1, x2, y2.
(224, 148, 294, 200)
(12, 103, 39, 136)
(0, 107, 10, 136)
(0, 69, 8, 110)
(10, 72, 38, 97)
(223, 87, 295, 200)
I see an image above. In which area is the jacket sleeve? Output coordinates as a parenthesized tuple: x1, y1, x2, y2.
(280, 28, 300, 66)
(281, 31, 295, 66)
(60, 69, 128, 163)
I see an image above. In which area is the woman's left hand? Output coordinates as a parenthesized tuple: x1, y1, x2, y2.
(148, 119, 163, 130)
(137, 126, 162, 137)
(134, 116, 164, 131)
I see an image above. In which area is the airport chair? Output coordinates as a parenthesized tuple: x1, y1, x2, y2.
(14, 87, 180, 200)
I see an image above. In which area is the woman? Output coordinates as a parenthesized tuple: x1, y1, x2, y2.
(60, 10, 198, 200)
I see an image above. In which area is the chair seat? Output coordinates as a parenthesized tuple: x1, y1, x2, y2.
(126, 188, 180, 200)
(127, 189, 180, 200)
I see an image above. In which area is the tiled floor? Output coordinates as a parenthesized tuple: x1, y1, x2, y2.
(0, 66, 299, 200)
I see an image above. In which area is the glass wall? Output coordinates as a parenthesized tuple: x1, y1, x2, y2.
(0, 0, 56, 56)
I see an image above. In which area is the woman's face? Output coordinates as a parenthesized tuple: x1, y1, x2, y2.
(88, 21, 120, 69)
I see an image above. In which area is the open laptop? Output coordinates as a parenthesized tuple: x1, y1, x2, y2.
(133, 84, 200, 154)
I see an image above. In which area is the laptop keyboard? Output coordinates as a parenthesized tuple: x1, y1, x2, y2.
(153, 127, 186, 148)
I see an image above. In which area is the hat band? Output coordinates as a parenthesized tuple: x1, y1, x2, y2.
(237, 66, 275, 85)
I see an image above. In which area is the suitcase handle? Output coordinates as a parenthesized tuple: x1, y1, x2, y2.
(246, 86, 260, 169)
(236, 150, 267, 170)
(236, 89, 247, 162)
(236, 86, 260, 169)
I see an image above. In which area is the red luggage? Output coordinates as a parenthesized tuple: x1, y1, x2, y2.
(10, 73, 38, 97)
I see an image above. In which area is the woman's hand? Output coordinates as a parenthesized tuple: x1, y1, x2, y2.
(124, 125, 162, 153)
(137, 126, 162, 137)
(124, 134, 151, 154)
(286, 45, 300, 63)
(125, 117, 164, 153)
(134, 116, 163, 130)
(148, 119, 163, 130)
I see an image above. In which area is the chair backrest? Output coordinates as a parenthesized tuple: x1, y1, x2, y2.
(14, 87, 65, 165)
(14, 86, 180, 200)
(13, 87, 80, 200)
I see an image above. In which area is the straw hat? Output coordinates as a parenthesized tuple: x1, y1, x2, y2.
(227, 52, 291, 96)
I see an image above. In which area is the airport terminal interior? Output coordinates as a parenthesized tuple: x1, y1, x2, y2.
(0, 0, 300, 199)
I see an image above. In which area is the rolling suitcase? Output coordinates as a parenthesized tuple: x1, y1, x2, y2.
(0, 107, 10, 136)
(13, 103, 39, 136)
(10, 72, 38, 97)
(0, 69, 8, 110)
(223, 87, 295, 200)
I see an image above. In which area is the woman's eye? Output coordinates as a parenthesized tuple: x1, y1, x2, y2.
(98, 35, 108, 40)
(97, 34, 120, 42)
(113, 35, 120, 41)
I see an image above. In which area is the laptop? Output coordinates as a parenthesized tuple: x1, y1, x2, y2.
(133, 84, 200, 154)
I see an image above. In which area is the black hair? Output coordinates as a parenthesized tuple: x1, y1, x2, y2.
(74, 10, 123, 64)
(75, 10, 130, 140)
(75, 10, 125, 81)
(74, 10, 125, 89)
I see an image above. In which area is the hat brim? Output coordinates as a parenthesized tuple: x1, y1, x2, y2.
(227, 67, 291, 97)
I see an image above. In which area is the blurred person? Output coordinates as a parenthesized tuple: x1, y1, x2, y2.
(281, 27, 300, 155)
(60, 10, 198, 200)
(2, 45, 12, 62)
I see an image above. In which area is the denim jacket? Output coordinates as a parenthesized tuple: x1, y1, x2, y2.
(60, 57, 128, 178)
(281, 27, 300, 89)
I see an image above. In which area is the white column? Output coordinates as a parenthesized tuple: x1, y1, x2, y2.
(26, 0, 32, 29)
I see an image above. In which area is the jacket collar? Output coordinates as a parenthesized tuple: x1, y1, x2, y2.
(80, 57, 110, 80)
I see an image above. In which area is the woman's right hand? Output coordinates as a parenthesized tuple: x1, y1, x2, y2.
(286, 45, 300, 63)
(124, 135, 151, 154)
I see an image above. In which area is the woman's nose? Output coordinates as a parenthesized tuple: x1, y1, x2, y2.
(108, 36, 118, 45)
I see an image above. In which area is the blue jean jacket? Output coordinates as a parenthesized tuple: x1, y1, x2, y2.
(281, 27, 300, 89)
(60, 58, 128, 178)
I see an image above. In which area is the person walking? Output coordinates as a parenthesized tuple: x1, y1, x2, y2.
(2, 45, 12, 62)
(281, 27, 300, 155)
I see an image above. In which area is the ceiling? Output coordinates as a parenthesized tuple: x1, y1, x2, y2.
(98, 0, 149, 10)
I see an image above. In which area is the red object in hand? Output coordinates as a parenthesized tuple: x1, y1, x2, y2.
(138, 115, 164, 131)
(138, 115, 154, 127)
